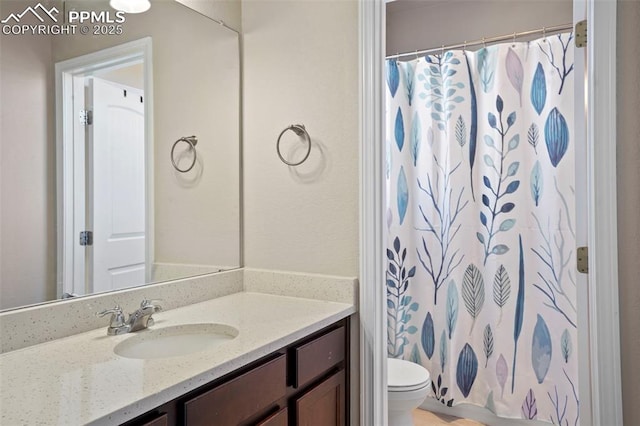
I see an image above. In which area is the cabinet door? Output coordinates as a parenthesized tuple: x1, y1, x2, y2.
(257, 407, 288, 426)
(295, 370, 345, 426)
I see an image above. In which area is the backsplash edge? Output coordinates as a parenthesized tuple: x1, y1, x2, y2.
(0, 269, 244, 353)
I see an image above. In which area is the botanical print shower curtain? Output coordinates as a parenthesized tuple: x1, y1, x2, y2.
(386, 34, 578, 423)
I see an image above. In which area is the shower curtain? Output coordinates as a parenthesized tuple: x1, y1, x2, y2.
(386, 34, 578, 423)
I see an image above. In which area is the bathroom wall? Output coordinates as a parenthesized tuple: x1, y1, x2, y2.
(242, 0, 359, 276)
(617, 1, 640, 423)
(0, 6, 56, 309)
(386, 0, 573, 55)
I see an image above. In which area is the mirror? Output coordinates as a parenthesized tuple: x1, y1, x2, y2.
(0, 0, 241, 311)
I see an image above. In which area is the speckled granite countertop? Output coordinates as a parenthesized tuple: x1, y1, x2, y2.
(0, 292, 355, 426)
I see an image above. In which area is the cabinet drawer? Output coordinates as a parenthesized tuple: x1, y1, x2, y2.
(257, 407, 288, 426)
(184, 354, 286, 426)
(292, 326, 345, 388)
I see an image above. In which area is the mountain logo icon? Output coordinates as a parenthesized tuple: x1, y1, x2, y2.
(1, 3, 59, 24)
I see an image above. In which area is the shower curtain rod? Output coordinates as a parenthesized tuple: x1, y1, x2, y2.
(386, 23, 573, 60)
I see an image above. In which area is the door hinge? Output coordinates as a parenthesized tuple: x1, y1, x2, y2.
(80, 231, 93, 246)
(575, 20, 587, 48)
(79, 110, 93, 126)
(577, 246, 588, 274)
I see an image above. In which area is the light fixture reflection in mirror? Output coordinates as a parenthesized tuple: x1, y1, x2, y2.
(110, 0, 151, 14)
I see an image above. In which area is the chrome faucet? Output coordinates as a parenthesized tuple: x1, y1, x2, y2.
(97, 299, 163, 336)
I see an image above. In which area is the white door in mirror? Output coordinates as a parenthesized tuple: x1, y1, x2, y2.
(90, 77, 146, 293)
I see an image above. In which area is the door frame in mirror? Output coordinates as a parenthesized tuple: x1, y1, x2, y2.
(55, 37, 154, 298)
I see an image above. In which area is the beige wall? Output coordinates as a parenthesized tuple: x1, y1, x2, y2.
(242, 0, 359, 277)
(386, 0, 573, 55)
(617, 1, 640, 423)
(0, 3, 56, 309)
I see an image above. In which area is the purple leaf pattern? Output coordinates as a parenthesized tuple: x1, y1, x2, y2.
(521, 388, 538, 419)
(506, 48, 524, 106)
(496, 353, 508, 398)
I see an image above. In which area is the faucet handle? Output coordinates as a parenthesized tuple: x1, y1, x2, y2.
(140, 299, 163, 312)
(97, 306, 126, 327)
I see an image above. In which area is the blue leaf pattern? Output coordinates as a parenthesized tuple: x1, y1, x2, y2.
(478, 95, 521, 265)
(530, 160, 543, 206)
(386, 59, 399, 98)
(545, 107, 569, 167)
(394, 107, 405, 151)
(462, 264, 485, 334)
(456, 343, 478, 398)
(464, 52, 478, 202)
(477, 46, 498, 93)
(422, 312, 435, 359)
(439, 330, 447, 370)
(402, 61, 415, 105)
(446, 281, 459, 339)
(531, 314, 552, 383)
(530, 62, 547, 115)
(411, 112, 421, 166)
(512, 235, 525, 393)
(397, 167, 408, 225)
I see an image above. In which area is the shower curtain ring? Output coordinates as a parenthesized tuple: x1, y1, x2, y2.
(542, 27, 547, 42)
(512, 32, 517, 46)
(463, 41, 467, 52)
(414, 50, 418, 60)
(440, 45, 444, 56)
(482, 37, 486, 48)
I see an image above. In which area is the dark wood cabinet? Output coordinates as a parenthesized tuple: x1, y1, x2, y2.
(123, 318, 349, 426)
(256, 408, 288, 426)
(295, 370, 345, 426)
(138, 413, 169, 426)
(184, 355, 287, 426)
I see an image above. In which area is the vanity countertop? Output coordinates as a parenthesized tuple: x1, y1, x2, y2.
(0, 292, 355, 425)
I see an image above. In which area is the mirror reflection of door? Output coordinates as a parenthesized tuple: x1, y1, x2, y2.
(57, 41, 151, 298)
(88, 77, 146, 293)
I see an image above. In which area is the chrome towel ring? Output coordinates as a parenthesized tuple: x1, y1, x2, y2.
(277, 124, 311, 166)
(171, 136, 198, 173)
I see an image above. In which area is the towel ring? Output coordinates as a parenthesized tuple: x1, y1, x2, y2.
(277, 124, 311, 166)
(171, 136, 198, 173)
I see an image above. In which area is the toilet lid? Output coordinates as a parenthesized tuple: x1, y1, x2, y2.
(388, 358, 431, 392)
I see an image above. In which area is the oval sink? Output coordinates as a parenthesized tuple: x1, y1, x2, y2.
(114, 323, 239, 359)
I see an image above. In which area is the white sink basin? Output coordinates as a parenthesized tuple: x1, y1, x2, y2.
(114, 323, 239, 359)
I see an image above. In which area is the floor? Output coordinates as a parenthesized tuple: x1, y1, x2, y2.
(413, 409, 485, 426)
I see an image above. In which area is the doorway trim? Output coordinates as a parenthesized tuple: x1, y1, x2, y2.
(358, 1, 623, 425)
(55, 37, 154, 298)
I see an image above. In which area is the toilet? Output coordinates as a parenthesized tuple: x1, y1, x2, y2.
(387, 358, 431, 426)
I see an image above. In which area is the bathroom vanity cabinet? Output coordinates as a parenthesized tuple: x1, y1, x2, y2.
(123, 318, 349, 426)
